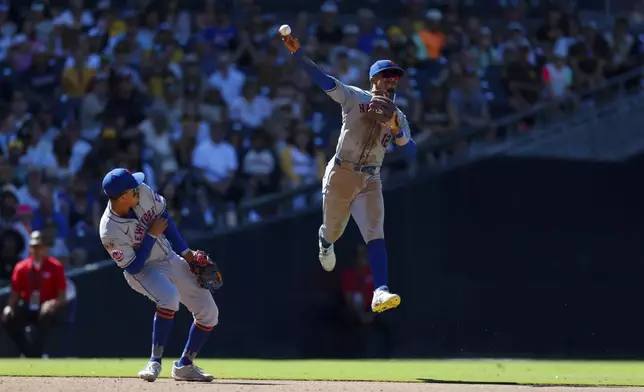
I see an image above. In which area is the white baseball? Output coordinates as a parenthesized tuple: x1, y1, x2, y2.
(279, 24, 291, 36)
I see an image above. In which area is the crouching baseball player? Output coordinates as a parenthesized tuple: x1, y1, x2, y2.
(281, 32, 417, 313)
(99, 168, 223, 382)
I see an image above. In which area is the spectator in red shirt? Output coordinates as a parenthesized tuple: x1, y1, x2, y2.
(1, 230, 67, 357)
(340, 245, 392, 358)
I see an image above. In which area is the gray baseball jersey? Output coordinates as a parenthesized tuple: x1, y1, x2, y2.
(98, 182, 219, 327)
(99, 183, 171, 269)
(326, 77, 412, 166)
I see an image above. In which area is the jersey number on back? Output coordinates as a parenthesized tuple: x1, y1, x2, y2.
(380, 133, 393, 148)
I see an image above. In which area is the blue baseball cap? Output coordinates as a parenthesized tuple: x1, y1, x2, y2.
(369, 60, 405, 79)
(102, 168, 145, 198)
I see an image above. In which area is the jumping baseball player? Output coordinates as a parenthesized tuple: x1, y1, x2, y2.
(281, 30, 417, 313)
(99, 168, 223, 382)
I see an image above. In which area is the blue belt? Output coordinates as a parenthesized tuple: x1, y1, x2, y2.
(334, 157, 379, 175)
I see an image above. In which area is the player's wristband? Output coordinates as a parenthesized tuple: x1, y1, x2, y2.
(394, 130, 405, 139)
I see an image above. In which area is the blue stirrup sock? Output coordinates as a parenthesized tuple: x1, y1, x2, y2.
(150, 308, 176, 364)
(367, 239, 389, 290)
(178, 322, 213, 367)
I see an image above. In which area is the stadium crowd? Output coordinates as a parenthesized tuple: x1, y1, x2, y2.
(0, 0, 643, 284)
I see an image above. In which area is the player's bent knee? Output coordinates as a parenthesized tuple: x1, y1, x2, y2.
(156, 288, 181, 312)
(194, 300, 219, 328)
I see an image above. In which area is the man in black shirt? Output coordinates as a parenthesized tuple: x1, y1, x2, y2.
(502, 44, 542, 112)
(24, 48, 61, 104)
(315, 2, 343, 54)
(569, 21, 610, 90)
(535, 8, 565, 45)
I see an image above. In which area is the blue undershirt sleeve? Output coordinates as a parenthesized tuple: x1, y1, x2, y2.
(293, 49, 336, 91)
(161, 210, 189, 255)
(126, 234, 156, 275)
(397, 138, 417, 162)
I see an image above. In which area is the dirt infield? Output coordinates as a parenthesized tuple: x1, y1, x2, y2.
(2, 377, 644, 392)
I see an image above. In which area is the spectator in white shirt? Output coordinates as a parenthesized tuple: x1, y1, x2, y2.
(191, 122, 240, 227)
(208, 53, 246, 106)
(64, 121, 92, 176)
(31, 3, 53, 45)
(240, 129, 279, 199)
(164, 0, 192, 46)
(17, 167, 43, 210)
(228, 80, 272, 130)
(136, 11, 161, 51)
(542, 52, 573, 100)
(19, 120, 57, 170)
(332, 51, 362, 86)
(140, 111, 178, 182)
(55, 0, 94, 30)
(553, 19, 580, 58)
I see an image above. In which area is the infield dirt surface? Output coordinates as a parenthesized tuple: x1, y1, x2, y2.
(2, 377, 644, 392)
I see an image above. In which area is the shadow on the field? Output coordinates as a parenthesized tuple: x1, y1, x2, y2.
(419, 379, 521, 386)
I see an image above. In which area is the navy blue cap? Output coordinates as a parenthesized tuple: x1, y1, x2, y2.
(369, 60, 405, 79)
(102, 168, 144, 198)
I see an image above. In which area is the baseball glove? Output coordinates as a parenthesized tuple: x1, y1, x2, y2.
(366, 95, 400, 131)
(188, 250, 223, 292)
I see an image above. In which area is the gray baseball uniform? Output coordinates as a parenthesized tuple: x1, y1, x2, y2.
(99, 183, 218, 327)
(321, 78, 412, 244)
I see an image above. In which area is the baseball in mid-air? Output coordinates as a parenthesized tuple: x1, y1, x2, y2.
(279, 24, 291, 36)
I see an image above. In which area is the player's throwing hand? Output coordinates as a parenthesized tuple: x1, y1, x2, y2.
(281, 35, 300, 53)
(148, 217, 168, 236)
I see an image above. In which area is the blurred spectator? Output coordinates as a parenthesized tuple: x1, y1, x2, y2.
(502, 45, 541, 114)
(31, 184, 69, 245)
(279, 125, 325, 190)
(1, 230, 67, 357)
(467, 27, 502, 75)
(418, 10, 446, 62)
(604, 17, 636, 79)
(331, 50, 361, 85)
(13, 204, 33, 260)
(569, 22, 609, 90)
(0, 226, 23, 283)
(543, 52, 574, 100)
(448, 67, 491, 140)
(228, 79, 272, 131)
(192, 121, 240, 227)
(140, 109, 177, 177)
(240, 129, 280, 199)
(208, 52, 245, 106)
(16, 168, 42, 210)
(316, 2, 343, 49)
(20, 120, 57, 169)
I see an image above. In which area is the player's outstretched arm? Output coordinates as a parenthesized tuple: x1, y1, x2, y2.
(281, 33, 335, 92)
(280, 29, 359, 106)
